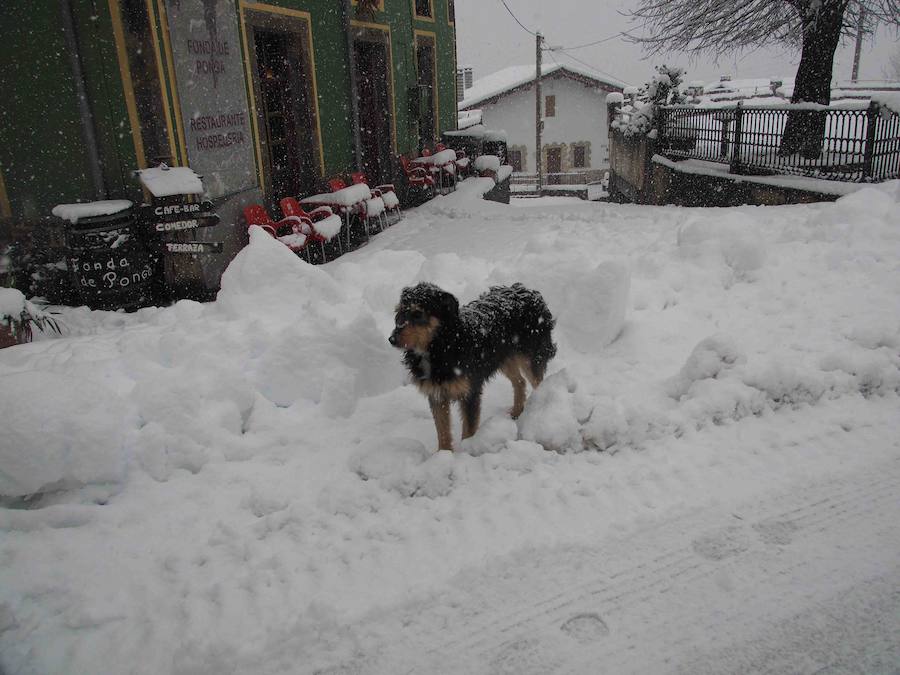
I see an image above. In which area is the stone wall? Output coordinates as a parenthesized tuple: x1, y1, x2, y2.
(608, 128, 841, 207)
(608, 129, 657, 204)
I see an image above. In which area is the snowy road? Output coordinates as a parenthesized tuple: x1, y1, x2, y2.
(2, 182, 900, 674)
(258, 399, 900, 675)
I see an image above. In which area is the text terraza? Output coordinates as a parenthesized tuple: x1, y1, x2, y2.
(166, 242, 214, 253)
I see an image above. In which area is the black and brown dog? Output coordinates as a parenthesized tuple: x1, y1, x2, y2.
(390, 282, 557, 451)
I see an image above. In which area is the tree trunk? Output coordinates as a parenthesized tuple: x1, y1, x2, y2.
(780, 0, 848, 159)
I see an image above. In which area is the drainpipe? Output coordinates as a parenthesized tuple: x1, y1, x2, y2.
(341, 0, 362, 170)
(60, 0, 105, 200)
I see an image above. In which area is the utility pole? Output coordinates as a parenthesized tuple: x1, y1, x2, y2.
(851, 3, 866, 82)
(535, 31, 543, 194)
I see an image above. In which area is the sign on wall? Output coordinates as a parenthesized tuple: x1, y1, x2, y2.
(165, 0, 256, 199)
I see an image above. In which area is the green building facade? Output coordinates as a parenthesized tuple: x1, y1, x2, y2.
(0, 0, 458, 289)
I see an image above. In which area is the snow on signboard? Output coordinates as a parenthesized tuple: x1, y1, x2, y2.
(51, 200, 133, 224)
(137, 165, 204, 198)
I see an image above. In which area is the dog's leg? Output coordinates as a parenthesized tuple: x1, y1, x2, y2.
(429, 396, 453, 451)
(501, 358, 528, 419)
(460, 386, 483, 439)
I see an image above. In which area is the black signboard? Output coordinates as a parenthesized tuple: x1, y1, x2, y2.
(65, 211, 155, 311)
(142, 198, 223, 256)
(138, 200, 216, 222)
(153, 215, 220, 233)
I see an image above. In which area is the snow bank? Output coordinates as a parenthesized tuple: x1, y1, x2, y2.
(217, 228, 397, 415)
(677, 213, 766, 280)
(0, 372, 130, 496)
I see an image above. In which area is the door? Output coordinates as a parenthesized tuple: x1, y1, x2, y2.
(546, 147, 562, 184)
(354, 38, 393, 184)
(251, 27, 317, 198)
(415, 36, 436, 153)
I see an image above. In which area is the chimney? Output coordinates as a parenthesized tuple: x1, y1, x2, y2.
(457, 66, 474, 101)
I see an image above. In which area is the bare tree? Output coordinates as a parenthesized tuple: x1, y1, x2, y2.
(628, 0, 900, 157)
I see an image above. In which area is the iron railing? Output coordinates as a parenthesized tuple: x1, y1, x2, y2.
(511, 171, 596, 186)
(657, 101, 900, 183)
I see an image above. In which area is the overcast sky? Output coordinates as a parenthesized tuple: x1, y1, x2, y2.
(456, 0, 899, 88)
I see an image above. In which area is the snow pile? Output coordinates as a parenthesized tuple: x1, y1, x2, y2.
(216, 228, 397, 414)
(495, 165, 513, 183)
(0, 287, 26, 319)
(0, 372, 131, 495)
(474, 154, 501, 173)
(517, 370, 584, 452)
(677, 213, 766, 281)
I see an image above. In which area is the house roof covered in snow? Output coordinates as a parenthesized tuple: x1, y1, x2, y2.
(459, 63, 628, 110)
(694, 76, 899, 104)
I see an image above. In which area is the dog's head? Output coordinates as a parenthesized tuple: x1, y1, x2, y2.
(389, 282, 459, 352)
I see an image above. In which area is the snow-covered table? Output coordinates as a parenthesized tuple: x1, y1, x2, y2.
(413, 150, 458, 192)
(301, 183, 372, 249)
(412, 149, 457, 168)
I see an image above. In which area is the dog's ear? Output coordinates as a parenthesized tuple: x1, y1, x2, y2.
(438, 290, 459, 319)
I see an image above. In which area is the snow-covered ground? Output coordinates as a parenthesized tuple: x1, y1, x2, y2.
(2, 181, 899, 674)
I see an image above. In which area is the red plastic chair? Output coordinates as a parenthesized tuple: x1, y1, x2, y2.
(419, 147, 455, 193)
(242, 204, 309, 260)
(454, 149, 471, 178)
(327, 177, 348, 193)
(350, 171, 401, 225)
(328, 176, 380, 238)
(399, 155, 436, 202)
(280, 197, 333, 261)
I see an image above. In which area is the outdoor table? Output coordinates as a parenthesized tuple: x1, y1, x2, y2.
(412, 149, 457, 167)
(413, 150, 458, 193)
(301, 183, 371, 249)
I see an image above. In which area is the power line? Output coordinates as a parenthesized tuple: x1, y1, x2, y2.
(557, 32, 625, 51)
(497, 0, 536, 36)
(553, 48, 626, 85)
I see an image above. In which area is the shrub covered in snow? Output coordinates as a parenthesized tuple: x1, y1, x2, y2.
(612, 65, 686, 137)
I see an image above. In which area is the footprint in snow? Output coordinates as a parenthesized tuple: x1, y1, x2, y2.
(691, 525, 752, 561)
(561, 612, 610, 643)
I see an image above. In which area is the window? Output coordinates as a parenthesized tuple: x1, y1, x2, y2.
(415, 0, 433, 18)
(573, 144, 586, 168)
(448, 0, 455, 23)
(545, 95, 556, 117)
(508, 150, 522, 172)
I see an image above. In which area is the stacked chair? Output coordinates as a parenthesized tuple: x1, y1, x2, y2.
(350, 171, 402, 225)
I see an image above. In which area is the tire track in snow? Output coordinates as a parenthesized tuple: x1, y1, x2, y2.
(352, 455, 900, 674)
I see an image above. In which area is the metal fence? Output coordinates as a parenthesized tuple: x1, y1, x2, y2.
(511, 171, 596, 187)
(657, 101, 900, 182)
